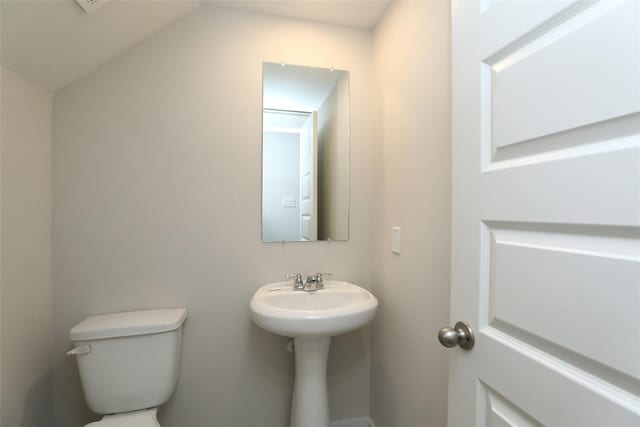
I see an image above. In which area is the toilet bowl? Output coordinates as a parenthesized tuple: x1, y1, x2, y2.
(67, 308, 187, 427)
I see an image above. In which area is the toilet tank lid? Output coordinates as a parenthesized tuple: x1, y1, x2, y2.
(69, 308, 187, 341)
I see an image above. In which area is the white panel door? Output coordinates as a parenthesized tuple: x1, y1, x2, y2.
(449, 0, 640, 425)
(299, 111, 318, 241)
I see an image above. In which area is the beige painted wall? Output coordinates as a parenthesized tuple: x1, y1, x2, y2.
(1, 66, 53, 427)
(370, 2, 452, 427)
(318, 73, 349, 241)
(52, 6, 375, 427)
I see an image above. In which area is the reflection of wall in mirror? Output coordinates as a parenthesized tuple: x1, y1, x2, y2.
(317, 72, 349, 240)
(262, 131, 300, 241)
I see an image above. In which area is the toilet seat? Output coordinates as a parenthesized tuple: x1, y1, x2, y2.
(84, 408, 160, 427)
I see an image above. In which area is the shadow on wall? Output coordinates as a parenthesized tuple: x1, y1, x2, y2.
(21, 371, 53, 427)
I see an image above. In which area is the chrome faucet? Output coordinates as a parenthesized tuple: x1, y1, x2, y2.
(305, 273, 330, 291)
(285, 273, 332, 292)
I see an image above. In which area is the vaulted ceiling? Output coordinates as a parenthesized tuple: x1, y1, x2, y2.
(1, 0, 390, 92)
(1, 0, 200, 92)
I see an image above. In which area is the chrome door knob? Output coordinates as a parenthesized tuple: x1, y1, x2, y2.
(438, 321, 474, 350)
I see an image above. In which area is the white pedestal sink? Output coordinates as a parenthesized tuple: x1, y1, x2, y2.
(250, 280, 378, 427)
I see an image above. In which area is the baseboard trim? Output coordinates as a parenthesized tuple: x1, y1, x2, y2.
(331, 416, 376, 427)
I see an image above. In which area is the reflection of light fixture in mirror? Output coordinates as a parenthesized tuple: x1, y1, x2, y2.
(261, 62, 350, 243)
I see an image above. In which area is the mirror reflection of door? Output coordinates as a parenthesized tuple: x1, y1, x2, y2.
(262, 110, 318, 241)
(262, 110, 311, 242)
(299, 112, 318, 240)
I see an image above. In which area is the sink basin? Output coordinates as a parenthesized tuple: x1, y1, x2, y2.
(250, 280, 378, 337)
(250, 280, 378, 427)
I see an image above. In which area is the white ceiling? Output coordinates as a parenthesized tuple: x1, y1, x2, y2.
(212, 0, 390, 30)
(1, 0, 389, 93)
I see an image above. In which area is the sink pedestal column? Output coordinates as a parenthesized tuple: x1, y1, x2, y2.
(290, 335, 331, 427)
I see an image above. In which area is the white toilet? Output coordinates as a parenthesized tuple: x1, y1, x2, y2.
(67, 308, 187, 427)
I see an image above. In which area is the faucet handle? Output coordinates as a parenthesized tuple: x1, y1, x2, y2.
(314, 273, 332, 287)
(285, 273, 304, 289)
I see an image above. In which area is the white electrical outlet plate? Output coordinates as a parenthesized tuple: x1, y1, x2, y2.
(392, 227, 401, 255)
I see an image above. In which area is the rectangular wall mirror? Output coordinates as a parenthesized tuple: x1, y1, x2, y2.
(262, 62, 350, 242)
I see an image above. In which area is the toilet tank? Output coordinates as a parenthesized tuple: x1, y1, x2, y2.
(68, 308, 187, 415)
